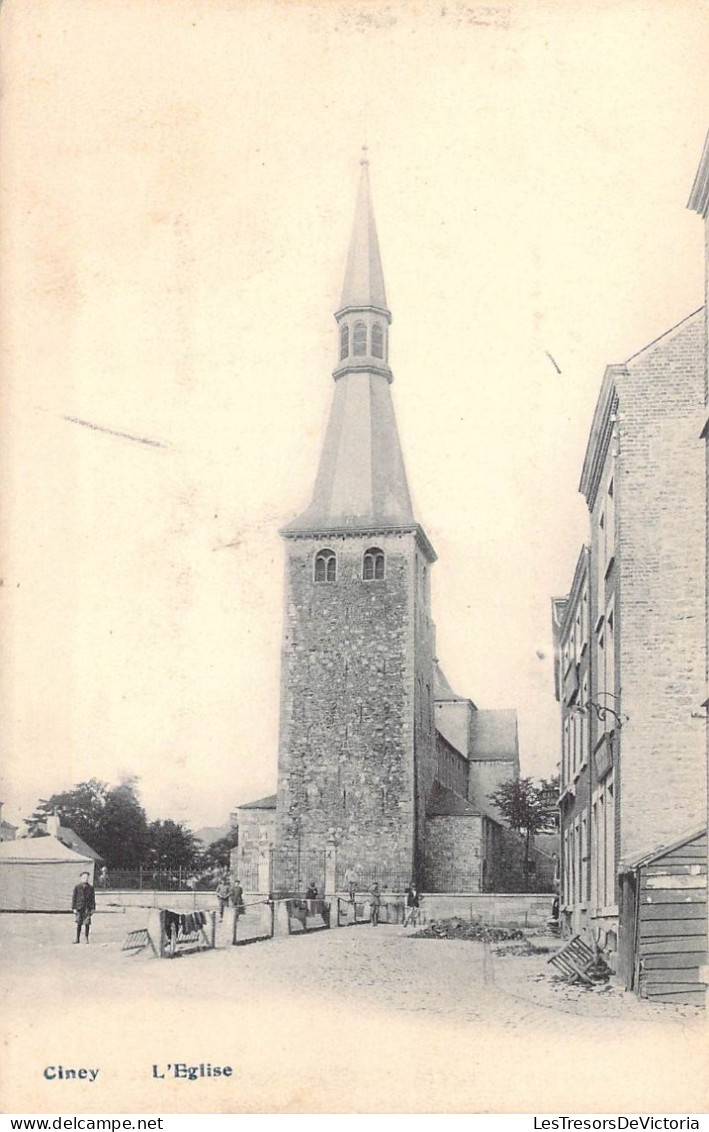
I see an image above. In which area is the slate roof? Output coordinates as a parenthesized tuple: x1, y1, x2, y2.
(618, 825, 706, 873)
(55, 824, 103, 861)
(0, 834, 94, 863)
(426, 781, 479, 818)
(433, 660, 468, 703)
(282, 159, 429, 541)
(338, 159, 388, 313)
(470, 709, 518, 762)
(236, 794, 277, 811)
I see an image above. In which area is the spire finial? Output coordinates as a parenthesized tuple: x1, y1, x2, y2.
(360, 144, 369, 167)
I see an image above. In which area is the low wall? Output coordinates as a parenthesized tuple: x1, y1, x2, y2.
(418, 892, 554, 927)
(97, 890, 219, 911)
(97, 889, 554, 927)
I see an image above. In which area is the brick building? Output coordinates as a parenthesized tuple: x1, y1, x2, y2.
(553, 309, 707, 976)
(688, 129, 709, 1003)
(236, 156, 525, 894)
(552, 546, 591, 938)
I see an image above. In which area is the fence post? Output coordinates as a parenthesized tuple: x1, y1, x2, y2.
(325, 838, 338, 909)
(257, 848, 271, 896)
(139, 864, 142, 891)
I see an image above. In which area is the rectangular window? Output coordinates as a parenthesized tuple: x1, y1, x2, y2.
(580, 810, 588, 903)
(597, 629, 605, 708)
(597, 509, 606, 598)
(569, 823, 576, 905)
(594, 791, 605, 911)
(580, 674, 589, 765)
(591, 797, 599, 909)
(562, 717, 570, 787)
(570, 713, 576, 779)
(606, 479, 615, 569)
(605, 776, 615, 907)
(605, 603, 615, 714)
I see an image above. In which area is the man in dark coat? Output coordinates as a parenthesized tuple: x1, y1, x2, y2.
(71, 870, 96, 943)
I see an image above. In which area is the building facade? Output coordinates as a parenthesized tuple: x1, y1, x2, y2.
(233, 156, 528, 894)
(553, 310, 707, 976)
(552, 546, 591, 938)
(688, 128, 709, 1004)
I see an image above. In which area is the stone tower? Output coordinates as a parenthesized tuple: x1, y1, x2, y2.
(276, 154, 437, 883)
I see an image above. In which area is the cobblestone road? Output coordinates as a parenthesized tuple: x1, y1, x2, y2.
(1, 912, 706, 1113)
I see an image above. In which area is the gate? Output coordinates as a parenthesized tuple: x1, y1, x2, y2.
(270, 848, 326, 896)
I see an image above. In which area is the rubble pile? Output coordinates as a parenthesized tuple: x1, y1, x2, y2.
(412, 918, 525, 943)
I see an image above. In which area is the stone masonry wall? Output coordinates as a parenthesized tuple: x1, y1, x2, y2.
(468, 758, 516, 815)
(616, 311, 707, 857)
(412, 545, 437, 883)
(423, 815, 483, 891)
(277, 531, 432, 876)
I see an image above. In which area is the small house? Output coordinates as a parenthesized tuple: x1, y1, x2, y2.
(0, 835, 96, 912)
(618, 827, 707, 1006)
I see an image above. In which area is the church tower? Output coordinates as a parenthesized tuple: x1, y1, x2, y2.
(276, 154, 437, 884)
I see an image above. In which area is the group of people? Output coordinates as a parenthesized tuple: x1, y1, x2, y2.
(215, 874, 245, 921)
(342, 873, 422, 928)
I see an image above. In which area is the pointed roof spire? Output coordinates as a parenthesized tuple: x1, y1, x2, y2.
(338, 150, 389, 314)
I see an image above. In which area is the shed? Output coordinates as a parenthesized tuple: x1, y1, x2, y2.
(619, 827, 706, 1006)
(0, 835, 95, 912)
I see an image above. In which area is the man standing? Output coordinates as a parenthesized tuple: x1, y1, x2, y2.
(370, 883, 381, 927)
(344, 866, 357, 903)
(403, 882, 420, 927)
(215, 874, 231, 921)
(230, 877, 245, 918)
(71, 870, 95, 944)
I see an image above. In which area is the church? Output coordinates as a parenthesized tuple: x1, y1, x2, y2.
(233, 156, 535, 895)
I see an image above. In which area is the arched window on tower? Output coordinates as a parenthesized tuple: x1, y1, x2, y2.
(352, 321, 367, 356)
(371, 322, 384, 359)
(363, 547, 385, 581)
(339, 323, 349, 360)
(314, 549, 337, 583)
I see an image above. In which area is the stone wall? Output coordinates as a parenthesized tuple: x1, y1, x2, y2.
(418, 891, 553, 927)
(276, 530, 434, 877)
(423, 814, 483, 891)
(468, 758, 516, 814)
(233, 807, 276, 856)
(435, 731, 469, 799)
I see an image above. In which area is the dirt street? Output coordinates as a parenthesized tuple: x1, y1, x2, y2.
(1, 911, 706, 1113)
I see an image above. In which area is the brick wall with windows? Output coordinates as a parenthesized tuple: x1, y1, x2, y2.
(615, 311, 706, 858)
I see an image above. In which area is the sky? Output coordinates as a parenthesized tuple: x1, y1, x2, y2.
(1, 0, 708, 832)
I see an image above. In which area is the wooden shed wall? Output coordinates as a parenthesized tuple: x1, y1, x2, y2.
(637, 831, 707, 1006)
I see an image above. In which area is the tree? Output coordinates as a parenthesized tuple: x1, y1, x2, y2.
(25, 779, 108, 844)
(100, 777, 150, 867)
(198, 829, 239, 871)
(146, 820, 201, 869)
(489, 775, 559, 890)
(25, 776, 149, 869)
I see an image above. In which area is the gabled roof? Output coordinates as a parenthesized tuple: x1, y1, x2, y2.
(55, 824, 102, 861)
(579, 310, 704, 508)
(470, 709, 518, 762)
(426, 781, 479, 818)
(618, 826, 706, 873)
(235, 794, 277, 811)
(0, 834, 94, 864)
(433, 660, 468, 703)
(688, 129, 709, 219)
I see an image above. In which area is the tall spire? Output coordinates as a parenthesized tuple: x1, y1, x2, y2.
(282, 155, 429, 539)
(338, 148, 389, 314)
